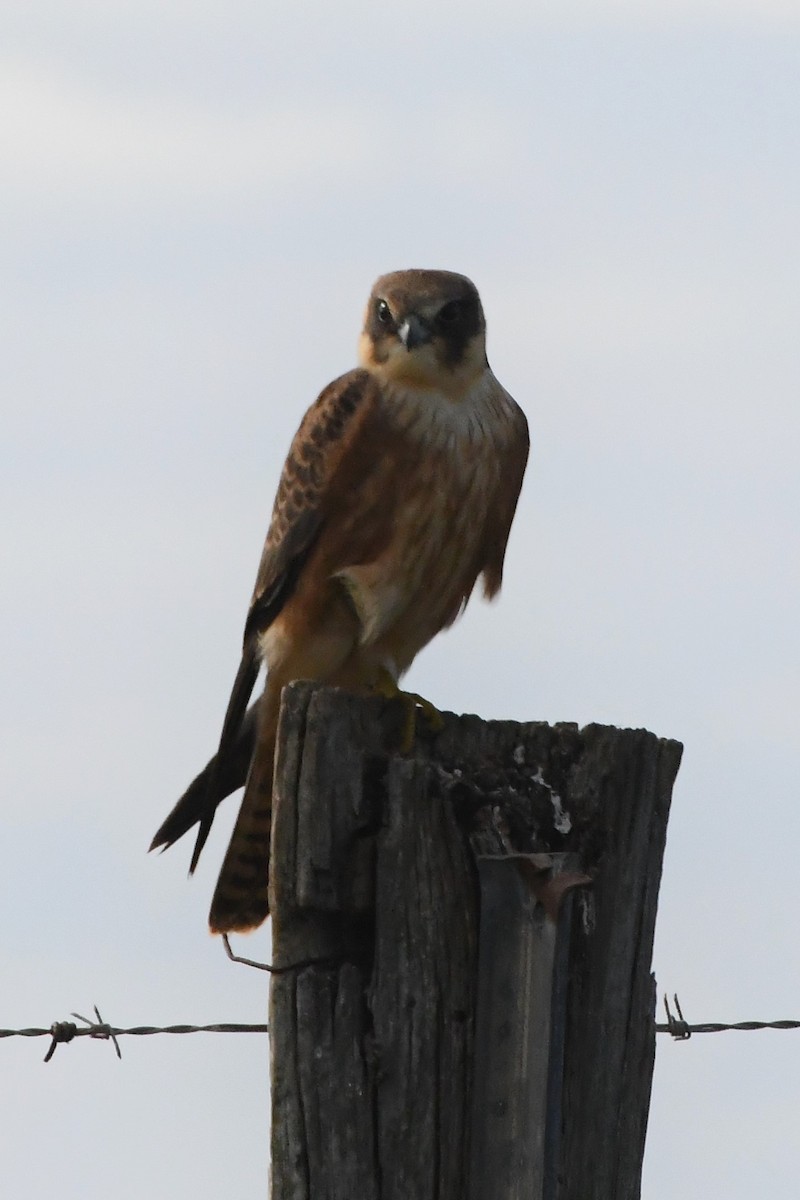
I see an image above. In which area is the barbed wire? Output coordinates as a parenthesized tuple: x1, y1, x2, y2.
(656, 993, 800, 1040)
(4, 993, 799, 1063)
(0, 1005, 268, 1062)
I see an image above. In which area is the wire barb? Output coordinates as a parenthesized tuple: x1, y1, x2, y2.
(72, 1006, 122, 1059)
(661, 993, 691, 1040)
(44, 1021, 77, 1063)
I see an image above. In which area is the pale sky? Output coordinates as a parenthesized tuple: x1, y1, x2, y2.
(3, 3, 800, 1197)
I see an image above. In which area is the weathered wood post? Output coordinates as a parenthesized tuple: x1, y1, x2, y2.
(268, 682, 682, 1200)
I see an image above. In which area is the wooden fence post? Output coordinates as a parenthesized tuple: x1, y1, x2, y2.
(267, 682, 682, 1200)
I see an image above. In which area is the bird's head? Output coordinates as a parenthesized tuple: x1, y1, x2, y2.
(358, 269, 488, 399)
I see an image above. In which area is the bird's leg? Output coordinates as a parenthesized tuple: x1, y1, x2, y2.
(373, 667, 445, 751)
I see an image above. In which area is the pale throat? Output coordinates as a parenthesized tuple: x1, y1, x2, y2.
(378, 369, 510, 453)
(358, 332, 487, 402)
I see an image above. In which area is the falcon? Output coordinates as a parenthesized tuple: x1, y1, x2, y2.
(150, 269, 529, 933)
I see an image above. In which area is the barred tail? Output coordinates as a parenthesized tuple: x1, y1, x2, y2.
(207, 685, 280, 934)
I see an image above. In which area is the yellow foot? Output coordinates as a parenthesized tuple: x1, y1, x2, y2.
(374, 668, 445, 751)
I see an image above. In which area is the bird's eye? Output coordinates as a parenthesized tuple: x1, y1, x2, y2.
(438, 300, 462, 326)
(376, 299, 393, 326)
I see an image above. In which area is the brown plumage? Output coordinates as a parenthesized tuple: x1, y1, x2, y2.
(150, 269, 529, 933)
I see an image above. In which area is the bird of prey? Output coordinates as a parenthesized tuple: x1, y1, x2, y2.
(150, 269, 529, 934)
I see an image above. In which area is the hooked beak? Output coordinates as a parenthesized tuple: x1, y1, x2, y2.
(398, 313, 432, 351)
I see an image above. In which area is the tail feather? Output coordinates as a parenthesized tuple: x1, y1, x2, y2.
(207, 686, 280, 934)
(149, 704, 259, 854)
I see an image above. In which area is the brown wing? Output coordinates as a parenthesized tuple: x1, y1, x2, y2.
(243, 370, 378, 637)
(480, 397, 529, 598)
(181, 368, 382, 872)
